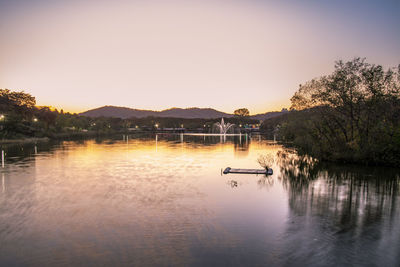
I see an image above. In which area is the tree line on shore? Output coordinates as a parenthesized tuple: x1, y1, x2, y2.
(261, 58, 400, 166)
(0, 89, 258, 139)
(3, 57, 399, 166)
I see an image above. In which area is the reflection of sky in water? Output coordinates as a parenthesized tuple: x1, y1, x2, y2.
(0, 135, 399, 266)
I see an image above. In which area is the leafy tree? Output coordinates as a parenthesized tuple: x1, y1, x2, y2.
(263, 58, 400, 166)
(36, 107, 57, 129)
(0, 89, 36, 120)
(0, 89, 36, 109)
(234, 108, 250, 117)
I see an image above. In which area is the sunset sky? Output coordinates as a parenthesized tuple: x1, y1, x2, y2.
(1, 0, 399, 114)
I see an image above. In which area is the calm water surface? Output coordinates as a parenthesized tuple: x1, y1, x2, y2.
(0, 135, 399, 266)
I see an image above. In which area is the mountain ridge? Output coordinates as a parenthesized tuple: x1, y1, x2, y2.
(79, 105, 288, 120)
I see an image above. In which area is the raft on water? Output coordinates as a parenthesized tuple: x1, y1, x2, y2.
(223, 167, 273, 175)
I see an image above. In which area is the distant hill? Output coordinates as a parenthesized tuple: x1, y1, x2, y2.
(79, 106, 156, 119)
(79, 106, 233, 119)
(79, 105, 288, 120)
(159, 107, 232, 119)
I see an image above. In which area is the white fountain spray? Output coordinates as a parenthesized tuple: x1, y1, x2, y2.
(214, 118, 235, 135)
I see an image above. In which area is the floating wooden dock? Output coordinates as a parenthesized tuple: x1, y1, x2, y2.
(223, 167, 273, 175)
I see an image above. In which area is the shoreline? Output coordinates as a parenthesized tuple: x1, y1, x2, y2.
(0, 137, 50, 144)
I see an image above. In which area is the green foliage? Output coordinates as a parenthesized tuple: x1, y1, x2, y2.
(0, 89, 259, 140)
(262, 58, 400, 166)
(0, 89, 36, 110)
(234, 108, 250, 117)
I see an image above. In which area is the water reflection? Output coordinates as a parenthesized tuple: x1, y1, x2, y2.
(257, 175, 274, 189)
(276, 150, 400, 266)
(227, 180, 239, 188)
(233, 136, 250, 158)
(0, 137, 399, 266)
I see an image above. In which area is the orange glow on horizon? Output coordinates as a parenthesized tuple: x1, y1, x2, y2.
(38, 102, 290, 115)
(1, 0, 399, 114)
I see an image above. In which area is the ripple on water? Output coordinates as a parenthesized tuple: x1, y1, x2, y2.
(0, 137, 399, 266)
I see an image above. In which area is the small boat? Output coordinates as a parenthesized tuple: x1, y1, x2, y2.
(223, 167, 273, 175)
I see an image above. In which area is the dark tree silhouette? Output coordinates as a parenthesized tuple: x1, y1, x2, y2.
(234, 108, 250, 117)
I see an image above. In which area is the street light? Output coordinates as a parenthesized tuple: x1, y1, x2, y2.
(33, 118, 38, 122)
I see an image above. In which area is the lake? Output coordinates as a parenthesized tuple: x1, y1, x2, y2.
(0, 134, 399, 266)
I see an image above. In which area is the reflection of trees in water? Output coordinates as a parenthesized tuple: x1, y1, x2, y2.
(0, 140, 64, 164)
(257, 175, 274, 189)
(277, 150, 319, 195)
(154, 134, 252, 154)
(276, 150, 400, 266)
(233, 136, 249, 158)
(277, 150, 399, 222)
(157, 134, 228, 145)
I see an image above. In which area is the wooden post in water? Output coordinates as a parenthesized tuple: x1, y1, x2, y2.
(1, 150, 4, 168)
(34, 145, 37, 154)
